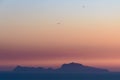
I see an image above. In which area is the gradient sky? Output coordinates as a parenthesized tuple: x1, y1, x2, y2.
(1, 0, 120, 71)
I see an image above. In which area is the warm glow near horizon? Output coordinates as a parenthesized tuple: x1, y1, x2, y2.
(1, 0, 120, 71)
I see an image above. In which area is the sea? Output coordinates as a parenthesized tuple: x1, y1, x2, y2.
(0, 72, 120, 80)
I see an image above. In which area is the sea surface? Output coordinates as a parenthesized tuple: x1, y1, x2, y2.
(0, 72, 120, 80)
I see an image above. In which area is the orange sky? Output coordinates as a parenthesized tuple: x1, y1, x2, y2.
(1, 0, 120, 71)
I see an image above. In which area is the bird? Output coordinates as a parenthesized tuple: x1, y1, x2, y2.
(82, 5, 86, 8)
(57, 22, 61, 24)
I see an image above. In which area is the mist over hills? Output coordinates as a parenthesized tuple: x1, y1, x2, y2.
(13, 62, 109, 73)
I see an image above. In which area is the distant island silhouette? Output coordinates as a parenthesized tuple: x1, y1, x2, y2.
(13, 62, 109, 73)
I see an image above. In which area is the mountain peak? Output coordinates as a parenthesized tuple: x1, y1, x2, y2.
(61, 62, 83, 70)
(13, 62, 109, 73)
(64, 62, 83, 66)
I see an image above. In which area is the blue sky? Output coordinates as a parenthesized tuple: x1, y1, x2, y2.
(1, 0, 120, 71)
(1, 0, 120, 28)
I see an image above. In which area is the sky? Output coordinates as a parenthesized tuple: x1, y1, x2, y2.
(1, 0, 120, 71)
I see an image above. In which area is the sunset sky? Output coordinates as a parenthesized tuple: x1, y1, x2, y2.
(1, 0, 120, 71)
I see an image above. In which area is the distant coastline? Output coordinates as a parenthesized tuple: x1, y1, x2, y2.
(13, 62, 109, 73)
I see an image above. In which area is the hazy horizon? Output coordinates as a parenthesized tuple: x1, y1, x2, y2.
(0, 62, 116, 72)
(1, 0, 120, 71)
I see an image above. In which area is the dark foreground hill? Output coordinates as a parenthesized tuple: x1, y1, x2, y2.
(13, 62, 109, 73)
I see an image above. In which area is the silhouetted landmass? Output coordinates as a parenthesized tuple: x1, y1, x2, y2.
(13, 62, 109, 73)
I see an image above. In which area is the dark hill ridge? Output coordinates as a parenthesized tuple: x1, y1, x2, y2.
(13, 62, 109, 73)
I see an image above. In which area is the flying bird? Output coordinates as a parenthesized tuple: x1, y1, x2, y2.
(57, 22, 61, 24)
(82, 5, 85, 8)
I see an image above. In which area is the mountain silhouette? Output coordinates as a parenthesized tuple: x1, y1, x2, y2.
(13, 62, 109, 73)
